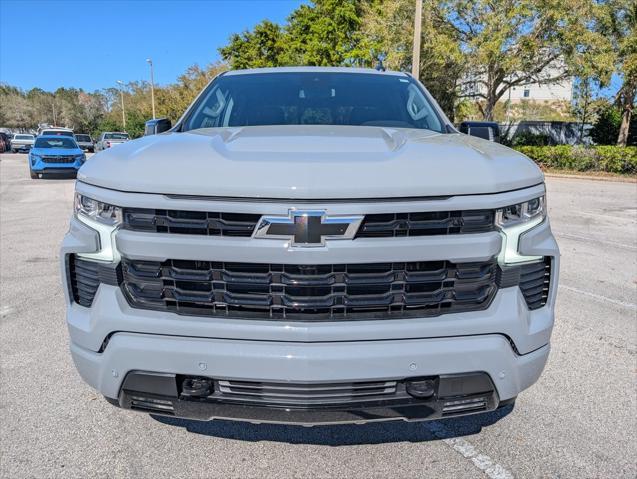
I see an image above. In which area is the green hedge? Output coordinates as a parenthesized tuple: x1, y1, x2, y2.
(514, 145, 637, 175)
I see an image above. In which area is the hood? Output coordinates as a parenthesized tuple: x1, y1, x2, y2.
(31, 147, 82, 156)
(78, 125, 543, 199)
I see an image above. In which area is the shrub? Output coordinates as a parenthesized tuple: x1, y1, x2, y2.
(514, 145, 637, 174)
(511, 131, 554, 147)
(590, 105, 622, 145)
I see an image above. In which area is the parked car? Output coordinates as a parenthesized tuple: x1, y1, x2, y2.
(74, 133, 94, 152)
(38, 127, 74, 138)
(28, 135, 85, 179)
(95, 132, 129, 151)
(0, 132, 10, 153)
(10, 133, 35, 152)
(459, 121, 501, 143)
(61, 67, 559, 426)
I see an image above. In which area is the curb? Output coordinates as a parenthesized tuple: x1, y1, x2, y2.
(544, 173, 637, 184)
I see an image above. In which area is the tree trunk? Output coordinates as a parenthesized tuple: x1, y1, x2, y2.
(617, 84, 636, 147)
(483, 88, 496, 121)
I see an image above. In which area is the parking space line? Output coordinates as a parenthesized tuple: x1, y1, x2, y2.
(559, 284, 637, 310)
(554, 232, 637, 251)
(427, 422, 514, 479)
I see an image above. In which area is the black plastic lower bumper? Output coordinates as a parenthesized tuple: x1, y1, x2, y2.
(112, 371, 500, 425)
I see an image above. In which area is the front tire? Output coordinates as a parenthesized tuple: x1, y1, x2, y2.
(29, 169, 38, 179)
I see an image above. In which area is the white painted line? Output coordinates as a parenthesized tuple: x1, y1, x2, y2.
(559, 284, 637, 310)
(427, 422, 514, 479)
(577, 211, 637, 222)
(554, 232, 637, 251)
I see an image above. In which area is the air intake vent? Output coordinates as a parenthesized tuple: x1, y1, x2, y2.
(216, 380, 398, 406)
(130, 396, 175, 414)
(442, 396, 489, 416)
(67, 255, 122, 307)
(519, 258, 551, 310)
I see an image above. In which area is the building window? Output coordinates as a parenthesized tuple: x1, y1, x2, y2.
(523, 89, 530, 98)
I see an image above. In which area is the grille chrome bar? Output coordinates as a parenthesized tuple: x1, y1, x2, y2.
(216, 379, 399, 405)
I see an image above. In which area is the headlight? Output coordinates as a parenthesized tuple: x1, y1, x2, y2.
(495, 196, 545, 228)
(75, 154, 86, 163)
(74, 193, 122, 226)
(496, 195, 545, 264)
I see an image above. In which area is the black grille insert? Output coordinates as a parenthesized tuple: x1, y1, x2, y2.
(121, 208, 496, 238)
(356, 210, 495, 237)
(122, 208, 261, 237)
(121, 257, 498, 320)
(42, 155, 76, 164)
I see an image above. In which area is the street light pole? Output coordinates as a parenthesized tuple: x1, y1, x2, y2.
(146, 58, 156, 119)
(411, 0, 423, 78)
(116, 80, 126, 129)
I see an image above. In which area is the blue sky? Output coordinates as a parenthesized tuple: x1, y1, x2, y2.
(0, 0, 304, 92)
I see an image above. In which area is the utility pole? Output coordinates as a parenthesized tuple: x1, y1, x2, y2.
(411, 0, 423, 79)
(146, 58, 156, 119)
(116, 80, 126, 129)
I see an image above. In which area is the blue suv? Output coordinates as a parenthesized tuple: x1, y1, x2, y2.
(29, 135, 86, 179)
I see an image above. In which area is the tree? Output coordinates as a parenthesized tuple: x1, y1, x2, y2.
(360, 0, 464, 119)
(572, 78, 595, 143)
(219, 1, 367, 69)
(596, 1, 636, 146)
(283, 0, 366, 66)
(440, 0, 614, 120)
(219, 20, 286, 69)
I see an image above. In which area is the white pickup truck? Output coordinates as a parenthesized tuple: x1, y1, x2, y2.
(10, 133, 35, 152)
(61, 67, 559, 426)
(95, 132, 129, 151)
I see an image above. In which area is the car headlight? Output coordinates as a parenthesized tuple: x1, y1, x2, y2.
(495, 196, 545, 264)
(75, 154, 86, 163)
(495, 196, 545, 228)
(74, 193, 122, 226)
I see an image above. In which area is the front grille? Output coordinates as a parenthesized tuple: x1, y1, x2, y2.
(121, 207, 496, 238)
(42, 155, 75, 163)
(356, 210, 495, 237)
(519, 257, 551, 310)
(121, 257, 498, 320)
(122, 208, 260, 237)
(216, 379, 399, 405)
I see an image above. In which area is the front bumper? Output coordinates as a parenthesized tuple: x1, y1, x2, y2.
(73, 332, 547, 424)
(61, 183, 559, 424)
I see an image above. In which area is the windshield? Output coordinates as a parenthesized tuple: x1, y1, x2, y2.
(75, 135, 91, 142)
(184, 72, 443, 132)
(105, 133, 129, 140)
(15, 135, 34, 140)
(34, 137, 78, 149)
(42, 130, 74, 137)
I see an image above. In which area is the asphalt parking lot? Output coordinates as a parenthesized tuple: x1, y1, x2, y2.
(1, 152, 635, 478)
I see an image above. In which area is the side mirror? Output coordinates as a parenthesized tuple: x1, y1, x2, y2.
(144, 118, 172, 136)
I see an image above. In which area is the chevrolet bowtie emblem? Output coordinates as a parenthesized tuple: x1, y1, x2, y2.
(254, 210, 364, 247)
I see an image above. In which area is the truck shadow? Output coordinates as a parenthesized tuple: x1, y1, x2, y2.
(150, 404, 514, 445)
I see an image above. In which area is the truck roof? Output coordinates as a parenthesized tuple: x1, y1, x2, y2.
(224, 66, 408, 77)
